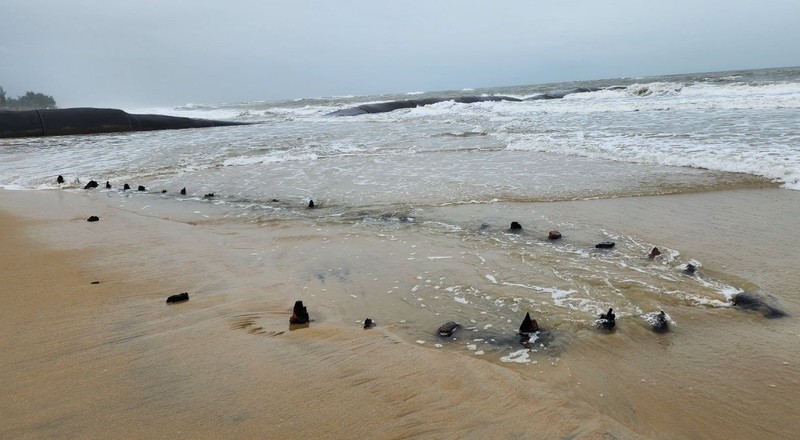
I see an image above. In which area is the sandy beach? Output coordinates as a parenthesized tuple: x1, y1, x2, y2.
(2, 187, 799, 439)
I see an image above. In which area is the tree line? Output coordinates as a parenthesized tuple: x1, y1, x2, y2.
(0, 86, 57, 110)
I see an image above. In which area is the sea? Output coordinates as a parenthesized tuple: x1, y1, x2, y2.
(4, 66, 800, 194)
(2, 66, 800, 437)
(2, 65, 799, 328)
(2, 66, 799, 323)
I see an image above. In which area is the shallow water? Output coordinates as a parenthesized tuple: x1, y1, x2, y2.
(3, 187, 799, 439)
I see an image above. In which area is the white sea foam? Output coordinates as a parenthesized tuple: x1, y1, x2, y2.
(625, 82, 684, 97)
(719, 287, 742, 301)
(502, 116, 800, 190)
(222, 152, 320, 167)
(500, 349, 532, 364)
(0, 184, 25, 190)
(355, 77, 800, 190)
(643, 311, 675, 327)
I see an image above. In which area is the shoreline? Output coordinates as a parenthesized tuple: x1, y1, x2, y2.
(0, 189, 589, 439)
(2, 187, 799, 439)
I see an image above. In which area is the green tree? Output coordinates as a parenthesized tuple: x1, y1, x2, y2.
(0, 87, 57, 110)
(15, 91, 57, 109)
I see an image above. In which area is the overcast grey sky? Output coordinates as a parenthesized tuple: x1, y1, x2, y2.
(1, 0, 798, 107)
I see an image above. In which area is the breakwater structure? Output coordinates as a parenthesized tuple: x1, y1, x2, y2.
(0, 107, 249, 138)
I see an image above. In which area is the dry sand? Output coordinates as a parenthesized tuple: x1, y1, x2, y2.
(1, 188, 799, 439)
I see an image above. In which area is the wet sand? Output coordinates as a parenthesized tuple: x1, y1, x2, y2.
(1, 188, 799, 439)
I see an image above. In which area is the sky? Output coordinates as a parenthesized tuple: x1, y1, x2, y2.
(1, 0, 798, 108)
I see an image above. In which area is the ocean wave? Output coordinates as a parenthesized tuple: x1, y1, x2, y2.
(626, 82, 684, 97)
(223, 152, 320, 167)
(3, 67, 799, 195)
(504, 135, 797, 190)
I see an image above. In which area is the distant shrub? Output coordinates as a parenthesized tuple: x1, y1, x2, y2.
(0, 87, 57, 110)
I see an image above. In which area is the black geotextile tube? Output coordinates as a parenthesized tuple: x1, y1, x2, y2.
(0, 107, 248, 138)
